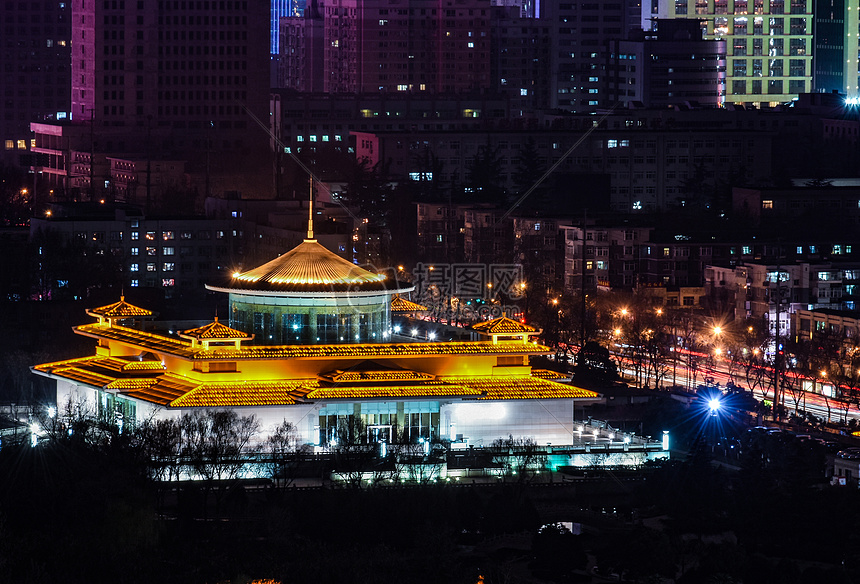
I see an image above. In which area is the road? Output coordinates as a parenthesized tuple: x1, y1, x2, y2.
(615, 354, 860, 425)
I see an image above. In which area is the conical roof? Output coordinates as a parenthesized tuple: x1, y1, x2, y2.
(223, 239, 391, 293)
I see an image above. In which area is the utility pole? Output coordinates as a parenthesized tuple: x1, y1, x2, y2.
(89, 108, 95, 202)
(145, 116, 152, 212)
(205, 120, 213, 199)
(580, 210, 587, 351)
(772, 253, 783, 422)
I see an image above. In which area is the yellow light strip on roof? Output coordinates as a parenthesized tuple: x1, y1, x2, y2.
(306, 384, 483, 400)
(322, 370, 436, 383)
(106, 378, 157, 390)
(439, 375, 599, 400)
(196, 340, 551, 360)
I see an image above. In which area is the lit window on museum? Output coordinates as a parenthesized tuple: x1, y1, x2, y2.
(762, 200, 773, 209)
(163, 263, 174, 272)
(145, 231, 155, 241)
(162, 279, 174, 286)
(131, 247, 139, 256)
(130, 279, 138, 287)
(163, 247, 174, 256)
(162, 230, 174, 240)
(130, 263, 139, 272)
(131, 231, 139, 240)
(4, 140, 13, 150)
(146, 263, 156, 272)
(833, 245, 842, 255)
(146, 247, 156, 255)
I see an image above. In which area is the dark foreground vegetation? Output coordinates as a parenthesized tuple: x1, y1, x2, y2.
(2, 415, 860, 584)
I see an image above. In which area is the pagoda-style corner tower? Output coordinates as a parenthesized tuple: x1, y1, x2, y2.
(85, 296, 157, 328)
(178, 317, 254, 350)
(470, 315, 540, 344)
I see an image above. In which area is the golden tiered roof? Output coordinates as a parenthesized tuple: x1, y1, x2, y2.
(75, 323, 197, 355)
(34, 354, 599, 407)
(181, 318, 251, 341)
(33, 298, 602, 409)
(86, 296, 154, 322)
(390, 294, 428, 313)
(223, 238, 390, 293)
(444, 376, 597, 400)
(171, 380, 316, 407)
(74, 322, 551, 360)
(530, 369, 568, 380)
(471, 316, 537, 335)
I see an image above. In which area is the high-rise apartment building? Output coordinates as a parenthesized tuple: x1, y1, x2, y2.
(0, 1, 71, 166)
(491, 5, 552, 115)
(609, 19, 726, 108)
(813, 0, 860, 97)
(279, 2, 324, 91)
(544, 0, 643, 113)
(282, 0, 491, 95)
(68, 0, 271, 196)
(647, 0, 814, 106)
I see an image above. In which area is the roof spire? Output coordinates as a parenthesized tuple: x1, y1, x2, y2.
(307, 174, 314, 240)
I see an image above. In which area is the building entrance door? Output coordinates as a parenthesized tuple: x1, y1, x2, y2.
(369, 424, 392, 443)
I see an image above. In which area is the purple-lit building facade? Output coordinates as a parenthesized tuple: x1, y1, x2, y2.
(61, 0, 272, 198)
(280, 0, 491, 95)
(0, 1, 71, 166)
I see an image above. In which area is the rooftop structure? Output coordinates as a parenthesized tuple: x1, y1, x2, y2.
(206, 202, 413, 344)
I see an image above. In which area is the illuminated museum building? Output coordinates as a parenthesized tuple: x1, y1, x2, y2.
(33, 231, 608, 451)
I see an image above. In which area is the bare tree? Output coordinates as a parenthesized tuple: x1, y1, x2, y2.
(180, 410, 259, 482)
(180, 409, 260, 514)
(131, 415, 181, 483)
(330, 415, 377, 488)
(265, 419, 311, 490)
(489, 435, 547, 483)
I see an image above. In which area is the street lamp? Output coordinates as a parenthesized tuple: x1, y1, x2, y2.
(708, 396, 721, 415)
